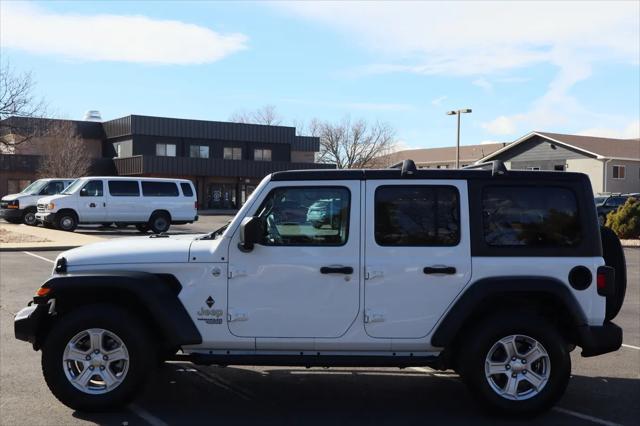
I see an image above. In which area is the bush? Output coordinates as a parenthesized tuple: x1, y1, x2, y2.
(605, 197, 640, 239)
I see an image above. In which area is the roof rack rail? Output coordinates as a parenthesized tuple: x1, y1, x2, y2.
(463, 160, 508, 176)
(389, 159, 418, 177)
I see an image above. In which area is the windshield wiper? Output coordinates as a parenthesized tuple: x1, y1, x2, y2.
(200, 222, 230, 240)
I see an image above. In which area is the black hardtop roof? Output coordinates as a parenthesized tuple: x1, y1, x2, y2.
(270, 168, 587, 182)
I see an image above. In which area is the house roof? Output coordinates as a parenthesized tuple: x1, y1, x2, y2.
(482, 131, 640, 161)
(377, 143, 508, 166)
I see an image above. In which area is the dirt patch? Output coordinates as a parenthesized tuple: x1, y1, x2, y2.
(0, 228, 51, 244)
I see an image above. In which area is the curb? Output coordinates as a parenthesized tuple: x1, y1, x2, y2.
(0, 245, 81, 252)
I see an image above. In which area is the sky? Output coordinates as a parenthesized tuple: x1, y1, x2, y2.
(1, 1, 639, 149)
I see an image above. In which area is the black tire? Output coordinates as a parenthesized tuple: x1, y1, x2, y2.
(56, 211, 78, 232)
(4, 217, 22, 224)
(22, 208, 38, 226)
(600, 227, 627, 320)
(43, 221, 55, 229)
(458, 311, 570, 416)
(149, 212, 170, 234)
(41, 304, 155, 411)
(135, 224, 149, 233)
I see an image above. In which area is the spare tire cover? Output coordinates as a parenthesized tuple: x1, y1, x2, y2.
(600, 226, 627, 320)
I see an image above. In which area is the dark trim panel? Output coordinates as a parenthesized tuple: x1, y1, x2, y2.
(430, 277, 588, 347)
(39, 271, 201, 347)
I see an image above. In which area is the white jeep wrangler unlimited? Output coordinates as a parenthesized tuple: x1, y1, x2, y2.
(14, 161, 626, 416)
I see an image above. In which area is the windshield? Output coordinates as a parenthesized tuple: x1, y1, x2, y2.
(594, 196, 606, 205)
(61, 179, 84, 195)
(20, 180, 48, 195)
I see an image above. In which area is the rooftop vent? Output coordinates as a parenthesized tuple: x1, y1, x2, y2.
(83, 110, 102, 122)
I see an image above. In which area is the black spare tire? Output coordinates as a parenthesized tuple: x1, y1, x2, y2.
(600, 226, 626, 320)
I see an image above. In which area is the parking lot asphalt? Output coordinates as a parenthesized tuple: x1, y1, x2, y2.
(1, 245, 638, 426)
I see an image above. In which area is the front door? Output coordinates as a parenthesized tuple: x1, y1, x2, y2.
(78, 180, 107, 223)
(227, 182, 360, 338)
(364, 180, 471, 338)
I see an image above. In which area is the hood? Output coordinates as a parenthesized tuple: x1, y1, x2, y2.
(60, 234, 203, 267)
(1, 193, 23, 201)
(39, 194, 67, 204)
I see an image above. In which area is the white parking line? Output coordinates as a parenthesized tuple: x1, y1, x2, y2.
(622, 343, 640, 350)
(22, 251, 55, 264)
(129, 404, 168, 426)
(552, 407, 622, 426)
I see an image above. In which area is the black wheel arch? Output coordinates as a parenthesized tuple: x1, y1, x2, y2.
(431, 277, 588, 359)
(32, 270, 201, 351)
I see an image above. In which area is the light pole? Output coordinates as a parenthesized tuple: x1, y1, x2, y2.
(446, 108, 472, 169)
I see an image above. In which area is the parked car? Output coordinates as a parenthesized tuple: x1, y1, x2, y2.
(15, 161, 625, 416)
(0, 178, 74, 225)
(306, 198, 344, 228)
(34, 177, 198, 233)
(595, 194, 629, 225)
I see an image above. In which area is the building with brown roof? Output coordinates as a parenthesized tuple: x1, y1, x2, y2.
(376, 142, 508, 169)
(480, 131, 640, 194)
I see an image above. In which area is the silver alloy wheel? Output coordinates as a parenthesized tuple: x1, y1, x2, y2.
(484, 334, 550, 401)
(60, 216, 74, 230)
(62, 328, 130, 395)
(24, 211, 37, 225)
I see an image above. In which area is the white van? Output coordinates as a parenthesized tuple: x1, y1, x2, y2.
(35, 177, 198, 233)
(0, 179, 75, 225)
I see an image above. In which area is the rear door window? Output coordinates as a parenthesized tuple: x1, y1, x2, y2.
(375, 186, 460, 246)
(482, 186, 581, 247)
(142, 181, 179, 197)
(108, 181, 140, 197)
(180, 183, 194, 197)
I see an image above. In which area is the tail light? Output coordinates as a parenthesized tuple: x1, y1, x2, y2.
(596, 266, 615, 297)
(195, 201, 199, 210)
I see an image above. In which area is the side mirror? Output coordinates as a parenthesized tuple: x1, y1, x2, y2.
(80, 188, 88, 196)
(238, 216, 263, 252)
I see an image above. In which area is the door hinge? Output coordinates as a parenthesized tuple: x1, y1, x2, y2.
(364, 309, 385, 324)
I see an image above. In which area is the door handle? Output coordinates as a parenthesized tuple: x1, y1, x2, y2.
(423, 266, 456, 275)
(89, 203, 96, 208)
(103, 202, 106, 207)
(320, 266, 353, 274)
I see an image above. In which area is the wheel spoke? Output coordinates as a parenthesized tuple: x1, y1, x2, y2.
(523, 370, 545, 390)
(524, 343, 546, 364)
(502, 335, 519, 359)
(88, 329, 103, 352)
(74, 366, 95, 386)
(66, 345, 88, 362)
(503, 375, 520, 398)
(486, 361, 507, 376)
(106, 346, 127, 362)
(100, 368, 118, 388)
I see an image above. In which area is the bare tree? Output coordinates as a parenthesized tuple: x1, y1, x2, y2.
(37, 121, 91, 178)
(315, 117, 397, 169)
(0, 63, 47, 150)
(229, 105, 282, 125)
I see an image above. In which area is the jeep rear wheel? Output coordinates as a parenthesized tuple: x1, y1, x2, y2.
(41, 304, 155, 411)
(458, 312, 570, 416)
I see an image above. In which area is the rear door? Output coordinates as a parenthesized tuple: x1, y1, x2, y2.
(363, 180, 471, 338)
(227, 181, 360, 338)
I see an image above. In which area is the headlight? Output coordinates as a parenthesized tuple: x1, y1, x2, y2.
(47, 202, 55, 210)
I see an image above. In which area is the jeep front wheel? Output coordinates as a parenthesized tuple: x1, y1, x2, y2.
(41, 305, 155, 411)
(458, 312, 570, 416)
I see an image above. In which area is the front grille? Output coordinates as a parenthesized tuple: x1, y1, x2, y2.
(37, 204, 46, 212)
(0, 201, 8, 209)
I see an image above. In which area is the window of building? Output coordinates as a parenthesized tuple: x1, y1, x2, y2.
(255, 186, 350, 246)
(224, 147, 242, 160)
(254, 149, 272, 161)
(141, 181, 179, 197)
(375, 186, 460, 246)
(80, 180, 103, 197)
(180, 183, 194, 197)
(612, 165, 625, 179)
(115, 144, 122, 158)
(156, 143, 176, 157)
(190, 145, 209, 159)
(7, 179, 31, 195)
(482, 186, 581, 247)
(108, 180, 140, 196)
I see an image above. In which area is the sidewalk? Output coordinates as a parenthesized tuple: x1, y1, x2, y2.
(0, 223, 104, 252)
